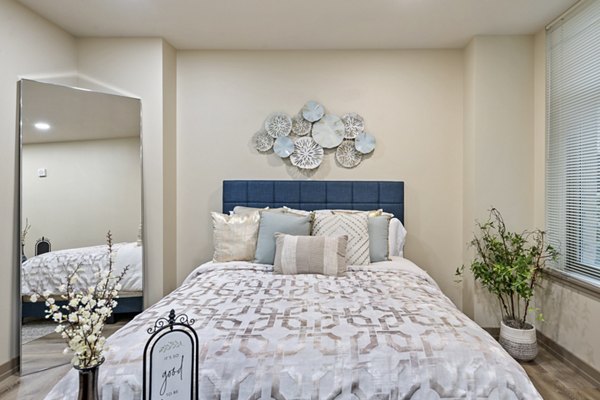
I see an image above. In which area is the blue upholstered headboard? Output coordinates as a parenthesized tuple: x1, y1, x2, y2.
(222, 180, 404, 224)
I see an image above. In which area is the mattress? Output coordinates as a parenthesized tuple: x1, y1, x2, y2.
(45, 257, 541, 399)
(21, 242, 143, 297)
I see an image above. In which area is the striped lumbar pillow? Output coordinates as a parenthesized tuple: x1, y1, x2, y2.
(311, 212, 371, 265)
(273, 233, 348, 276)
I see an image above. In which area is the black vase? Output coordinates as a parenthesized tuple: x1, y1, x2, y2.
(76, 361, 103, 400)
(21, 244, 26, 263)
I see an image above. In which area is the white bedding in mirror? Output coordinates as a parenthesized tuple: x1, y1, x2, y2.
(21, 242, 143, 296)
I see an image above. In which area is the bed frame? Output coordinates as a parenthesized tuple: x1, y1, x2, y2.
(223, 180, 404, 222)
(22, 295, 143, 320)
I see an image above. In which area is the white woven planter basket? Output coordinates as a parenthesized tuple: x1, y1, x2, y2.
(499, 320, 538, 361)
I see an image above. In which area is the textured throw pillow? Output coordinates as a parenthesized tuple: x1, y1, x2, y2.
(273, 233, 348, 276)
(283, 206, 313, 217)
(232, 206, 268, 215)
(254, 212, 312, 265)
(212, 211, 260, 262)
(331, 209, 384, 218)
(232, 206, 285, 215)
(312, 212, 370, 265)
(369, 215, 391, 262)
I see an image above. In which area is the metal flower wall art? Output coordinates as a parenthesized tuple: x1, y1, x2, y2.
(254, 101, 376, 170)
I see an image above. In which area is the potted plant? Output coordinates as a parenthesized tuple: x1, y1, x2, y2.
(456, 208, 558, 361)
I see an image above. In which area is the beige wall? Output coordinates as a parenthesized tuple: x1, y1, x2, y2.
(76, 37, 177, 305)
(0, 0, 77, 370)
(162, 41, 178, 295)
(176, 50, 465, 305)
(22, 137, 141, 253)
(532, 30, 600, 373)
(462, 36, 535, 328)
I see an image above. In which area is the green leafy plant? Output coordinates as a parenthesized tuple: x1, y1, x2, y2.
(456, 208, 558, 329)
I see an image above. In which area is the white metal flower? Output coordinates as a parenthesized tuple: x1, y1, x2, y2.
(301, 100, 325, 122)
(355, 132, 376, 154)
(291, 113, 312, 136)
(312, 114, 345, 149)
(264, 112, 292, 138)
(255, 129, 274, 152)
(341, 113, 364, 139)
(290, 137, 324, 170)
(336, 140, 362, 168)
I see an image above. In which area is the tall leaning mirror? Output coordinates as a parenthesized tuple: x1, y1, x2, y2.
(18, 79, 143, 377)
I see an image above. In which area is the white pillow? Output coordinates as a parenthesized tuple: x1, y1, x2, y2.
(388, 218, 407, 257)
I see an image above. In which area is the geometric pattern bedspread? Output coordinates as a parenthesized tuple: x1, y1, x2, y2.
(22, 242, 143, 297)
(45, 258, 541, 399)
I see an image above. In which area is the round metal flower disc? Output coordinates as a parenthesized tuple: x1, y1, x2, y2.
(291, 113, 312, 136)
(355, 132, 376, 154)
(312, 114, 345, 149)
(273, 136, 295, 158)
(255, 129, 274, 152)
(336, 140, 362, 168)
(264, 112, 292, 138)
(301, 101, 325, 123)
(342, 112, 365, 139)
(290, 137, 324, 170)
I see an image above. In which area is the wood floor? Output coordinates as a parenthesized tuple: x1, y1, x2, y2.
(0, 333, 598, 399)
(0, 319, 128, 400)
(520, 345, 600, 399)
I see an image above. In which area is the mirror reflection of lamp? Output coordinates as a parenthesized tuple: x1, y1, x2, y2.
(34, 122, 50, 131)
(137, 223, 143, 246)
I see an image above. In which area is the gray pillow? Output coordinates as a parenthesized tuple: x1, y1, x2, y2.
(255, 213, 311, 264)
(368, 216, 391, 262)
(273, 233, 347, 276)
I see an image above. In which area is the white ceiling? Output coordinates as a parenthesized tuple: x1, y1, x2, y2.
(21, 80, 140, 144)
(18, 0, 576, 50)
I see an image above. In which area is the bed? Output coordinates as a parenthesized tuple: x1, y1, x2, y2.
(45, 180, 541, 399)
(22, 242, 143, 318)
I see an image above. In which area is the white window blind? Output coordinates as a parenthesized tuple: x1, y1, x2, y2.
(546, 0, 600, 282)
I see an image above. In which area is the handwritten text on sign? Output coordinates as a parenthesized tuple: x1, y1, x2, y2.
(150, 331, 193, 399)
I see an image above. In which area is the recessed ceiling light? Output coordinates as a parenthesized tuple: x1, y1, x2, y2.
(34, 122, 51, 131)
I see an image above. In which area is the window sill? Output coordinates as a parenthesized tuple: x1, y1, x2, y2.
(544, 268, 600, 299)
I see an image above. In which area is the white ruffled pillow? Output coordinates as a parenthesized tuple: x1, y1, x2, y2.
(388, 218, 407, 257)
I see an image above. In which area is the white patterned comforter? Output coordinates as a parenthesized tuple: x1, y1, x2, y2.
(45, 257, 541, 399)
(22, 242, 143, 296)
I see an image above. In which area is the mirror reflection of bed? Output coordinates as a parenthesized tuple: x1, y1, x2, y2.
(19, 80, 143, 377)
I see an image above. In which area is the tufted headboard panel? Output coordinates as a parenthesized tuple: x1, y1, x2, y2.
(222, 180, 404, 224)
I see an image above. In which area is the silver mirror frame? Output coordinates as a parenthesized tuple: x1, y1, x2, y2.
(16, 78, 145, 376)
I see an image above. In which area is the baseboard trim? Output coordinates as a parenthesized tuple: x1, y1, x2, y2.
(0, 357, 19, 383)
(483, 326, 600, 385)
(536, 331, 600, 386)
(483, 327, 500, 338)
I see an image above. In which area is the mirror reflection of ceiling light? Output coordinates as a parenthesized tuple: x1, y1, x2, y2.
(34, 122, 51, 131)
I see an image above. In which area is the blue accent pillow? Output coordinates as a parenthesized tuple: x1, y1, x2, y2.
(369, 216, 390, 262)
(254, 213, 311, 265)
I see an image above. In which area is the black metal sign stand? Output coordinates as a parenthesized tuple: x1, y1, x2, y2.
(143, 309, 198, 400)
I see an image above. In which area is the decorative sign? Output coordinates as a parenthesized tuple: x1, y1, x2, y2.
(143, 309, 198, 400)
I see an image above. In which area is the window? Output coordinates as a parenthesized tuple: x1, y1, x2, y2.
(546, 0, 600, 283)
